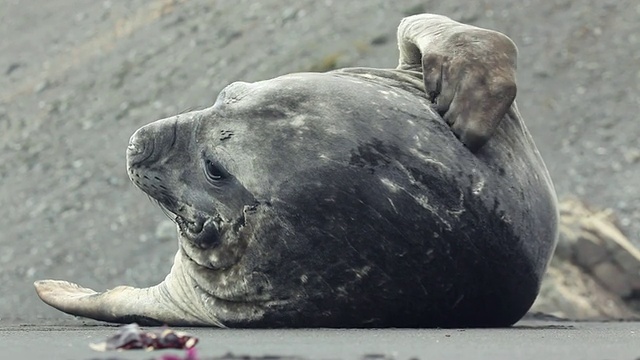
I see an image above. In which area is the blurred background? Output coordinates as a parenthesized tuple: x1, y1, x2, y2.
(0, 0, 638, 323)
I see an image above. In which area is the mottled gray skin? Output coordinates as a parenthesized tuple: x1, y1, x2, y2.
(35, 14, 558, 328)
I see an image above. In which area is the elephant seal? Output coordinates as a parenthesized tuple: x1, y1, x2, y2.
(35, 14, 558, 328)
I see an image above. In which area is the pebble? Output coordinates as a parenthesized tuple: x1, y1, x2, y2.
(34, 80, 50, 93)
(624, 149, 640, 164)
(156, 220, 177, 242)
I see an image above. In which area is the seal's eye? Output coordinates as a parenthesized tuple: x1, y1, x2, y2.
(204, 160, 226, 181)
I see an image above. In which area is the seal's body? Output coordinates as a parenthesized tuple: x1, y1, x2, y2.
(35, 14, 558, 328)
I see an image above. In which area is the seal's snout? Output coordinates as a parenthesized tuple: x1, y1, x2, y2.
(127, 137, 143, 156)
(127, 118, 179, 168)
(126, 127, 154, 167)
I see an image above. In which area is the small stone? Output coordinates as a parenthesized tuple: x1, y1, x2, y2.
(533, 68, 550, 78)
(5, 62, 21, 75)
(156, 220, 176, 242)
(370, 35, 389, 46)
(281, 7, 298, 23)
(82, 120, 94, 130)
(119, 101, 131, 112)
(573, 233, 607, 268)
(592, 262, 632, 298)
(75, 12, 87, 22)
(107, 176, 122, 186)
(610, 247, 640, 285)
(594, 147, 607, 155)
(611, 162, 623, 172)
(34, 80, 50, 93)
(623, 148, 640, 164)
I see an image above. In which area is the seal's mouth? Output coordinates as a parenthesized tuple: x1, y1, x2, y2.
(175, 210, 220, 249)
(175, 214, 220, 242)
(164, 204, 248, 249)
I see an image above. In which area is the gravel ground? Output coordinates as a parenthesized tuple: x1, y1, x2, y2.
(0, 0, 638, 324)
(4, 321, 640, 360)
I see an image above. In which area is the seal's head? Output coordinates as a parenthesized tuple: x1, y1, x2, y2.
(126, 108, 257, 269)
(123, 76, 374, 276)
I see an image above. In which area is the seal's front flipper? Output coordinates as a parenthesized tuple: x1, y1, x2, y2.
(396, 14, 518, 152)
(33, 279, 208, 326)
(34, 280, 158, 325)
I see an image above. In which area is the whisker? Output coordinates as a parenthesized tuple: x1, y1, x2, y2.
(158, 202, 177, 224)
(179, 106, 198, 115)
(147, 194, 178, 224)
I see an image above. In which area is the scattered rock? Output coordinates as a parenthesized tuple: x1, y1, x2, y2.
(532, 197, 640, 320)
(34, 79, 50, 93)
(624, 148, 640, 164)
(5, 62, 22, 75)
(573, 232, 608, 268)
(308, 53, 342, 72)
(533, 258, 636, 320)
(591, 262, 632, 297)
(370, 34, 390, 46)
(156, 220, 177, 242)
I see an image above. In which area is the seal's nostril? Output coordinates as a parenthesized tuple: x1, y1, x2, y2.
(127, 130, 147, 157)
(126, 129, 156, 168)
(127, 143, 141, 154)
(183, 218, 221, 250)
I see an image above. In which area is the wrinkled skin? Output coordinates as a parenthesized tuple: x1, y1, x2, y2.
(35, 14, 557, 328)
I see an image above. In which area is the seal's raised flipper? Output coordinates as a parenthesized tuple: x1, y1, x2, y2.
(34, 279, 218, 326)
(397, 14, 518, 152)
